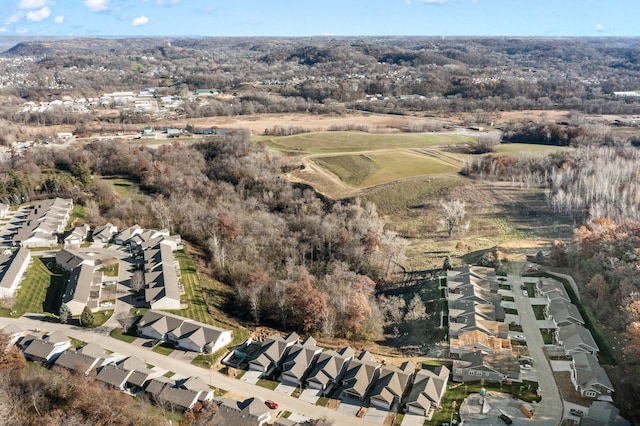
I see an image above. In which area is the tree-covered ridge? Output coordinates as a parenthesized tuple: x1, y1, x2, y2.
(4, 133, 405, 339)
(2, 37, 640, 118)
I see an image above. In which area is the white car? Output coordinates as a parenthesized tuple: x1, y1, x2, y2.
(522, 290, 529, 297)
(514, 334, 526, 341)
(521, 363, 532, 370)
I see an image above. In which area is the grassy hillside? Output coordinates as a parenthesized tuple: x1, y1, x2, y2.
(315, 151, 459, 188)
(260, 131, 475, 154)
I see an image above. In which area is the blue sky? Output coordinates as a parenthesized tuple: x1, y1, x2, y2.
(0, 0, 638, 37)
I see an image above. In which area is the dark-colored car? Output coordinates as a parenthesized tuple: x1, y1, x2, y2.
(497, 277, 507, 281)
(265, 400, 278, 409)
(520, 284, 526, 290)
(499, 414, 513, 425)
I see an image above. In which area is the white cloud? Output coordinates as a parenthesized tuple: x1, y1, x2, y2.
(132, 15, 149, 26)
(596, 24, 605, 31)
(0, 27, 7, 33)
(3, 11, 24, 25)
(156, 0, 179, 5)
(16, 27, 28, 34)
(54, 15, 64, 24)
(419, 0, 447, 3)
(26, 6, 51, 22)
(18, 0, 48, 9)
(84, 0, 109, 12)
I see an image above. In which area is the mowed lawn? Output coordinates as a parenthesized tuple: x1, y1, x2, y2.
(168, 251, 249, 351)
(8, 257, 66, 317)
(99, 176, 139, 198)
(315, 151, 460, 188)
(261, 131, 474, 154)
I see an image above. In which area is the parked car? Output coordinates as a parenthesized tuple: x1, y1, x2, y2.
(497, 277, 507, 282)
(520, 284, 526, 290)
(570, 408, 584, 417)
(514, 334, 526, 341)
(499, 414, 513, 425)
(521, 363, 532, 370)
(522, 290, 529, 297)
(265, 400, 278, 409)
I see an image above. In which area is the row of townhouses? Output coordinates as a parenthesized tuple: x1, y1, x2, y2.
(224, 332, 449, 417)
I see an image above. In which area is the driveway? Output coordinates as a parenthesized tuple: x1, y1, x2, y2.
(363, 407, 390, 424)
(275, 382, 297, 396)
(169, 349, 199, 363)
(336, 399, 362, 416)
(299, 388, 321, 404)
(551, 360, 572, 372)
(507, 273, 563, 426)
(401, 414, 427, 426)
(239, 369, 262, 384)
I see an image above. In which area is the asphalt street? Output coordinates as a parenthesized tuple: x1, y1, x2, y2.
(509, 273, 563, 425)
(0, 315, 376, 426)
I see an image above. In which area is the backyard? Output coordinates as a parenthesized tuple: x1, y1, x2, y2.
(0, 256, 67, 317)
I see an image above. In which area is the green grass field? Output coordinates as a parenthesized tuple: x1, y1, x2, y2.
(315, 151, 460, 189)
(3, 257, 67, 317)
(261, 131, 475, 154)
(167, 250, 249, 358)
(99, 176, 138, 198)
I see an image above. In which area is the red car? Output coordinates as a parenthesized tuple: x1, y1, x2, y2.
(265, 400, 278, 409)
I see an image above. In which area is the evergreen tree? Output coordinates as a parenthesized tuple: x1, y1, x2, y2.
(58, 303, 71, 324)
(80, 306, 95, 328)
(443, 255, 452, 271)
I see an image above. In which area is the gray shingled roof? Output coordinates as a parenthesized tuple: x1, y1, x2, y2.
(96, 364, 133, 388)
(55, 350, 101, 374)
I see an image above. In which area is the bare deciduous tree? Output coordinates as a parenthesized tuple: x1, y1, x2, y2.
(439, 200, 467, 237)
(404, 294, 428, 321)
(130, 270, 145, 292)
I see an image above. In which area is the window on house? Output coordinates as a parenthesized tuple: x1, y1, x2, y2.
(455, 369, 462, 374)
(468, 371, 475, 376)
(485, 372, 489, 376)
(585, 390, 596, 398)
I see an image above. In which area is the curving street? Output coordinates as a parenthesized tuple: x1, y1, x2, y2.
(0, 315, 376, 425)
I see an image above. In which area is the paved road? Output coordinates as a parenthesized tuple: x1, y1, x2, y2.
(509, 273, 563, 425)
(0, 315, 375, 426)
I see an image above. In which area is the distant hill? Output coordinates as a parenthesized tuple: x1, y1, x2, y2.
(1, 36, 177, 57)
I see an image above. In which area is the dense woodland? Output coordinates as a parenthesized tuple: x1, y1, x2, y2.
(3, 132, 406, 339)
